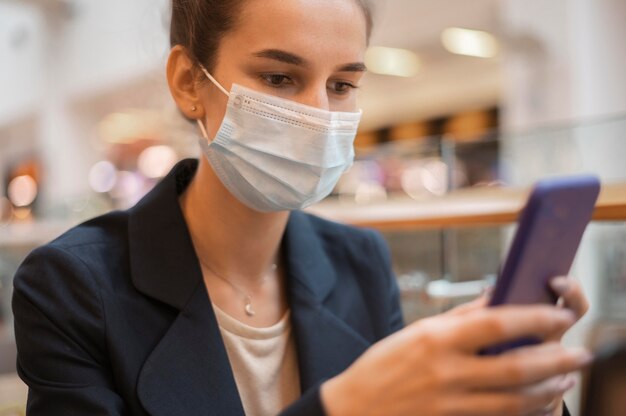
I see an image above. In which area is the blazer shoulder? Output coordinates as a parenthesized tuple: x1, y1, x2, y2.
(14, 210, 131, 296)
(48, 209, 129, 251)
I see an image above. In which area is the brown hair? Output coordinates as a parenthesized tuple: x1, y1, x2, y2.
(170, 0, 373, 72)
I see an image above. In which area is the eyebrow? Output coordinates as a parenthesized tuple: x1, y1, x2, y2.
(253, 49, 308, 66)
(252, 49, 367, 73)
(337, 62, 367, 72)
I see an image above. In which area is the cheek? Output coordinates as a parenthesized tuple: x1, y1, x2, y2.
(330, 94, 359, 113)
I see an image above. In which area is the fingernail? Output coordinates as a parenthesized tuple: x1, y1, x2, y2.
(550, 277, 570, 295)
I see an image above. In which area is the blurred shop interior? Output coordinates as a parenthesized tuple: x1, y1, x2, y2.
(1, 0, 626, 414)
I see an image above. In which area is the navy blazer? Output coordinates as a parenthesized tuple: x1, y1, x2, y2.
(12, 159, 404, 415)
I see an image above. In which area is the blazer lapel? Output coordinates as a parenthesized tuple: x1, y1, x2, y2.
(128, 160, 244, 416)
(136, 283, 244, 416)
(283, 212, 371, 391)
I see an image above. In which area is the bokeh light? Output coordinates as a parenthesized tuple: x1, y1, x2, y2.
(137, 145, 178, 179)
(7, 175, 38, 207)
(89, 161, 118, 193)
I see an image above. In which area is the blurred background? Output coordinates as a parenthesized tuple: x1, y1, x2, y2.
(1, 0, 625, 414)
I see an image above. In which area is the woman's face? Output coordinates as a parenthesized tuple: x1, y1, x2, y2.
(199, 0, 368, 139)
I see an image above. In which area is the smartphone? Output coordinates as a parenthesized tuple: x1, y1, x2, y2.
(482, 175, 601, 355)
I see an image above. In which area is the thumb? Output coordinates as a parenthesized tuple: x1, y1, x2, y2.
(445, 291, 490, 316)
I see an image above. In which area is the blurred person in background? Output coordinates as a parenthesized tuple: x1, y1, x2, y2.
(12, 0, 590, 415)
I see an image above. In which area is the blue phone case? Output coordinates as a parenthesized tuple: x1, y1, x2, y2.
(482, 175, 601, 355)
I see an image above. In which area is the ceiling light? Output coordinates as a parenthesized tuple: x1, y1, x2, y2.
(441, 27, 499, 58)
(365, 46, 420, 77)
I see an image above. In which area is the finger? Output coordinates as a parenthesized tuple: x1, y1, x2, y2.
(525, 397, 562, 416)
(447, 294, 489, 316)
(461, 342, 591, 389)
(517, 374, 568, 396)
(520, 376, 572, 416)
(550, 277, 589, 319)
(442, 375, 573, 416)
(545, 323, 568, 343)
(449, 305, 576, 351)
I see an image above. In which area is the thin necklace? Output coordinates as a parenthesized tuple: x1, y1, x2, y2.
(199, 258, 278, 317)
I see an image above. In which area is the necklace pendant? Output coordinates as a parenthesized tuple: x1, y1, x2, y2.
(244, 297, 256, 317)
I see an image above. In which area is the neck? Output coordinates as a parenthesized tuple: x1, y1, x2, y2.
(179, 157, 289, 283)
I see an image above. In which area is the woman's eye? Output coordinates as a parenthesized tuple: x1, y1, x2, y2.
(330, 81, 358, 95)
(261, 74, 292, 88)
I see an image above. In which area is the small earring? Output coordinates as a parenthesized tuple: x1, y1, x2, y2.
(191, 105, 197, 112)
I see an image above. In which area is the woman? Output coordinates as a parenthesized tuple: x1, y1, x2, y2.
(12, 0, 590, 415)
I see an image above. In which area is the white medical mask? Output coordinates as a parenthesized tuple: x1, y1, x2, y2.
(196, 65, 361, 212)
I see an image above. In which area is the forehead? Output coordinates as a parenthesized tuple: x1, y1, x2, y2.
(220, 0, 368, 63)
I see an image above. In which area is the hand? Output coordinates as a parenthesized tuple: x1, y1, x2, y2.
(448, 276, 588, 342)
(548, 276, 589, 339)
(543, 276, 590, 416)
(321, 305, 591, 416)
(449, 276, 589, 416)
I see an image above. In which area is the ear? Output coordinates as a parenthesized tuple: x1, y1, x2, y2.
(166, 45, 205, 120)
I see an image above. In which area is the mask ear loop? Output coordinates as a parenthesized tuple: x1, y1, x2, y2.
(198, 64, 230, 97)
(195, 64, 230, 142)
(196, 118, 210, 141)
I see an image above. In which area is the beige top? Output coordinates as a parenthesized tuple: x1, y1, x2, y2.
(212, 304, 301, 416)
